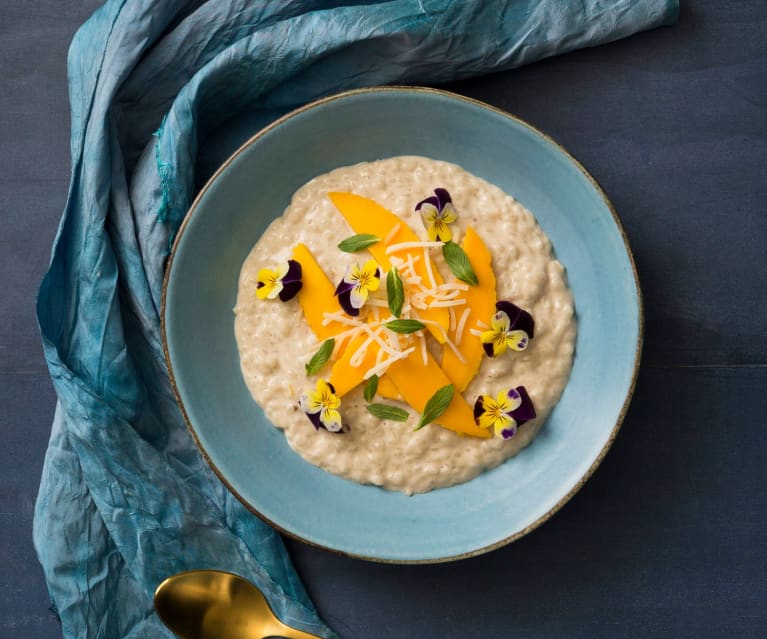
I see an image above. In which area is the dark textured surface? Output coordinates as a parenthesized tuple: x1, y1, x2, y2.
(2, 1, 766, 637)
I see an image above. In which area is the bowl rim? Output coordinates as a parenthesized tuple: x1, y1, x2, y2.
(161, 85, 644, 564)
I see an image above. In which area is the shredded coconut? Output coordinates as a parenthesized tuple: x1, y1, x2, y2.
(417, 332, 428, 365)
(386, 240, 444, 254)
(364, 347, 415, 379)
(423, 247, 437, 290)
(455, 307, 472, 347)
(384, 222, 401, 245)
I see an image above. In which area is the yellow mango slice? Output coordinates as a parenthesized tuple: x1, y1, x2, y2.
(328, 334, 402, 399)
(294, 242, 401, 397)
(386, 350, 490, 438)
(328, 318, 400, 396)
(292, 243, 342, 341)
(328, 333, 375, 397)
(376, 376, 401, 400)
(332, 336, 486, 437)
(327, 191, 449, 343)
(441, 226, 497, 392)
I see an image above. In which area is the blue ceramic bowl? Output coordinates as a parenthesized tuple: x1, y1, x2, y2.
(163, 87, 642, 563)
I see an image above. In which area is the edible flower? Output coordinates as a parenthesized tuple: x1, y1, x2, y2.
(334, 259, 381, 316)
(473, 386, 536, 439)
(480, 301, 535, 357)
(416, 187, 458, 242)
(256, 259, 303, 301)
(299, 379, 343, 432)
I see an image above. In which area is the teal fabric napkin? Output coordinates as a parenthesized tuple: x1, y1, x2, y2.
(34, 1, 678, 636)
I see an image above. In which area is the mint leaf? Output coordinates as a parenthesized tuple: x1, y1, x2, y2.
(415, 384, 454, 430)
(305, 338, 335, 375)
(384, 319, 425, 334)
(387, 267, 404, 318)
(363, 375, 379, 402)
(367, 403, 409, 422)
(442, 241, 478, 286)
(338, 234, 380, 253)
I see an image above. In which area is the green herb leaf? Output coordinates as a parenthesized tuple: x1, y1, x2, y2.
(387, 267, 404, 318)
(442, 241, 478, 286)
(305, 338, 335, 375)
(337, 234, 380, 253)
(415, 384, 454, 430)
(367, 403, 410, 422)
(384, 319, 426, 334)
(363, 375, 379, 402)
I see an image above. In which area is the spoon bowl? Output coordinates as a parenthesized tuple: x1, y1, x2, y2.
(154, 570, 323, 639)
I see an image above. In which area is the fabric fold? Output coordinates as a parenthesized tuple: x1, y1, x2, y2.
(34, 1, 678, 636)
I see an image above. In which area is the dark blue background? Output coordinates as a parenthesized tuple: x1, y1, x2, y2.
(2, 2, 765, 637)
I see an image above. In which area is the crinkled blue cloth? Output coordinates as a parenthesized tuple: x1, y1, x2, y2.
(34, 1, 678, 636)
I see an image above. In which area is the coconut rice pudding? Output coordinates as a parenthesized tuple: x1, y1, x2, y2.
(234, 156, 575, 494)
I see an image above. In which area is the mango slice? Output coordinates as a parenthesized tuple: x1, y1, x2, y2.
(327, 191, 450, 343)
(376, 376, 402, 400)
(332, 335, 488, 437)
(292, 243, 343, 341)
(328, 337, 402, 399)
(386, 350, 490, 438)
(328, 334, 403, 399)
(440, 226, 497, 392)
(328, 333, 374, 397)
(294, 243, 399, 396)
(328, 320, 401, 399)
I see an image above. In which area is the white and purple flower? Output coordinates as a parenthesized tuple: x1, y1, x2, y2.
(256, 259, 303, 301)
(299, 379, 343, 433)
(473, 386, 536, 439)
(334, 259, 382, 316)
(416, 187, 458, 242)
(480, 301, 535, 357)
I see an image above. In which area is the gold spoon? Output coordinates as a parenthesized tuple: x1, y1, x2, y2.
(154, 570, 324, 639)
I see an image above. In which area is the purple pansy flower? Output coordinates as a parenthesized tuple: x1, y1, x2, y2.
(299, 379, 343, 433)
(256, 259, 302, 302)
(334, 259, 381, 316)
(480, 301, 535, 357)
(415, 187, 458, 242)
(473, 386, 536, 439)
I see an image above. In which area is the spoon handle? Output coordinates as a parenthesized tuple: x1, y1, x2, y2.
(269, 618, 325, 639)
